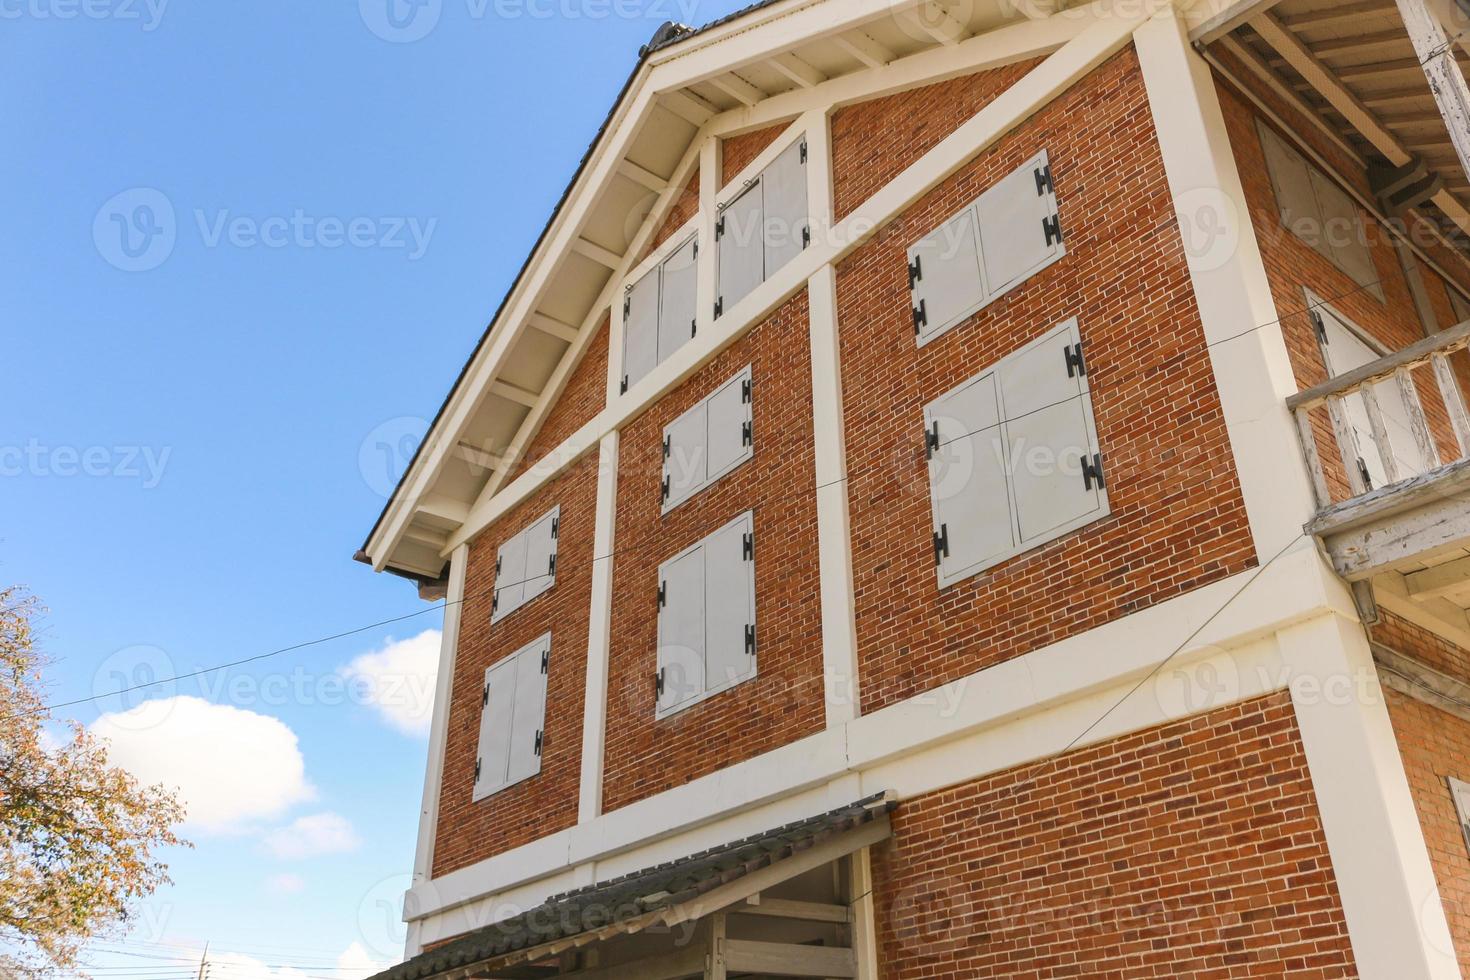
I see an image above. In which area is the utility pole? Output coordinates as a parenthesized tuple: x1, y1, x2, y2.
(195, 941, 209, 980)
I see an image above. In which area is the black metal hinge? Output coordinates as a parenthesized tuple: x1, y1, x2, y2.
(620, 376, 629, 395)
(912, 299, 928, 335)
(656, 667, 666, 697)
(741, 378, 752, 403)
(714, 297, 724, 320)
(692, 240, 699, 259)
(1042, 214, 1063, 247)
(1309, 309, 1327, 345)
(1035, 163, 1054, 195)
(475, 758, 482, 781)
(1064, 342, 1086, 378)
(715, 216, 726, 240)
(547, 554, 557, 576)
(482, 683, 489, 707)
(925, 420, 940, 459)
(541, 649, 549, 673)
(661, 475, 671, 502)
(533, 731, 543, 757)
(1082, 453, 1105, 491)
(491, 592, 499, 614)
(663, 434, 671, 459)
(551, 516, 559, 539)
(1357, 458, 1374, 491)
(933, 524, 949, 564)
(742, 531, 754, 561)
(799, 140, 808, 164)
(658, 581, 667, 608)
(744, 624, 756, 655)
(908, 255, 923, 289)
(742, 420, 752, 446)
(691, 319, 697, 338)
(622, 295, 631, 318)
(495, 555, 502, 575)
(801, 225, 811, 248)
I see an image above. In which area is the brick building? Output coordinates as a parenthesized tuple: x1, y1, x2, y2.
(357, 0, 1470, 976)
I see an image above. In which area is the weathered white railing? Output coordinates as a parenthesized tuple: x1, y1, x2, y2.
(1287, 319, 1470, 511)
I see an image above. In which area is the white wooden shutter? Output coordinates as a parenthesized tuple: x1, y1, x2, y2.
(472, 657, 517, 801)
(491, 531, 528, 624)
(1309, 171, 1379, 294)
(703, 512, 755, 694)
(520, 507, 559, 605)
(705, 367, 753, 485)
(622, 266, 659, 392)
(975, 151, 1064, 300)
(1000, 321, 1104, 545)
(1449, 778, 1470, 854)
(663, 400, 708, 512)
(658, 235, 698, 363)
(657, 546, 706, 715)
(505, 636, 548, 786)
(1315, 304, 1424, 486)
(926, 372, 1014, 585)
(1258, 122, 1318, 235)
(909, 206, 984, 344)
(761, 139, 809, 278)
(717, 182, 765, 317)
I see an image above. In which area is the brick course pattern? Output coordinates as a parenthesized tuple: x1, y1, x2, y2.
(1386, 688, 1470, 975)
(602, 291, 825, 813)
(431, 458, 597, 876)
(721, 123, 787, 190)
(871, 691, 1358, 978)
(1372, 610, 1470, 687)
(834, 48, 1256, 715)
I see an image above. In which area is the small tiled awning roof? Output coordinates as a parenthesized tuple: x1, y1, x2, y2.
(371, 793, 895, 980)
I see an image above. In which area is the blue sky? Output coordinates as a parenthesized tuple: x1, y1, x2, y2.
(0, 0, 744, 976)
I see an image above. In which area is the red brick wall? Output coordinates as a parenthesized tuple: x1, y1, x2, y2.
(834, 48, 1256, 715)
(1373, 610, 1470, 687)
(872, 691, 1358, 978)
(641, 171, 700, 261)
(1387, 689, 1470, 974)
(432, 459, 596, 875)
(721, 123, 786, 189)
(506, 317, 609, 484)
(601, 292, 825, 812)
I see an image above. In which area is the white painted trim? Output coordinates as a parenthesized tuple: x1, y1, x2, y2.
(578, 433, 618, 823)
(715, 113, 817, 209)
(405, 543, 467, 957)
(405, 540, 1340, 930)
(1134, 7, 1314, 563)
(1282, 612, 1460, 978)
(443, 4, 1156, 557)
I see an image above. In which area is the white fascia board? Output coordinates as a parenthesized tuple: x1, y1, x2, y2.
(443, 2, 1156, 558)
(405, 541, 1345, 927)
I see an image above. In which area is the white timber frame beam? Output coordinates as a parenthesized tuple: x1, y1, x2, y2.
(911, 0, 967, 45)
(577, 432, 619, 823)
(710, 72, 766, 107)
(831, 30, 894, 69)
(571, 237, 625, 270)
(488, 380, 542, 409)
(770, 52, 826, 89)
(616, 158, 669, 194)
(527, 312, 581, 344)
(1404, 555, 1470, 599)
(443, 0, 1162, 556)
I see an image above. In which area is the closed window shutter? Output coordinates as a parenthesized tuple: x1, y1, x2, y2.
(926, 372, 1014, 584)
(658, 235, 699, 363)
(1450, 778, 1470, 854)
(761, 139, 809, 278)
(1315, 304, 1424, 484)
(657, 546, 706, 715)
(705, 367, 752, 484)
(703, 512, 756, 694)
(908, 207, 984, 343)
(1258, 124, 1318, 236)
(492, 531, 528, 624)
(1309, 171, 1378, 293)
(663, 401, 708, 512)
(473, 657, 517, 801)
(506, 637, 548, 786)
(976, 151, 1063, 300)
(520, 507, 559, 604)
(717, 182, 765, 316)
(623, 266, 660, 391)
(1000, 321, 1102, 545)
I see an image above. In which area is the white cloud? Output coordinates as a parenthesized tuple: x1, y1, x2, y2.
(196, 943, 389, 980)
(264, 872, 306, 895)
(260, 812, 362, 861)
(91, 696, 314, 834)
(336, 942, 393, 979)
(339, 629, 440, 737)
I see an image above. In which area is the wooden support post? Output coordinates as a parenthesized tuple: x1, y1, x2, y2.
(1295, 406, 1332, 509)
(1431, 351, 1470, 456)
(847, 849, 879, 980)
(1359, 384, 1400, 485)
(1396, 367, 1441, 469)
(704, 912, 727, 980)
(1327, 393, 1372, 494)
(1397, 0, 1470, 183)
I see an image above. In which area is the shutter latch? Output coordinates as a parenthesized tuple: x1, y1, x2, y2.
(908, 255, 923, 289)
(620, 376, 629, 395)
(1042, 215, 1063, 247)
(741, 378, 752, 403)
(715, 215, 725, 240)
(799, 140, 808, 164)
(1064, 342, 1086, 378)
(656, 667, 666, 697)
(912, 299, 928, 335)
(663, 434, 671, 459)
(691, 319, 697, 338)
(661, 475, 671, 502)
(1035, 163, 1054, 195)
(933, 524, 950, 564)
(474, 758, 482, 781)
(541, 649, 549, 673)
(482, 683, 489, 707)
(925, 420, 940, 460)
(1082, 453, 1105, 491)
(801, 225, 811, 248)
(714, 297, 724, 320)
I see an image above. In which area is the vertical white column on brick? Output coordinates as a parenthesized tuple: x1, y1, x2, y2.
(405, 543, 467, 957)
(696, 137, 720, 339)
(578, 431, 618, 824)
(1281, 613, 1458, 979)
(1133, 7, 1314, 564)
